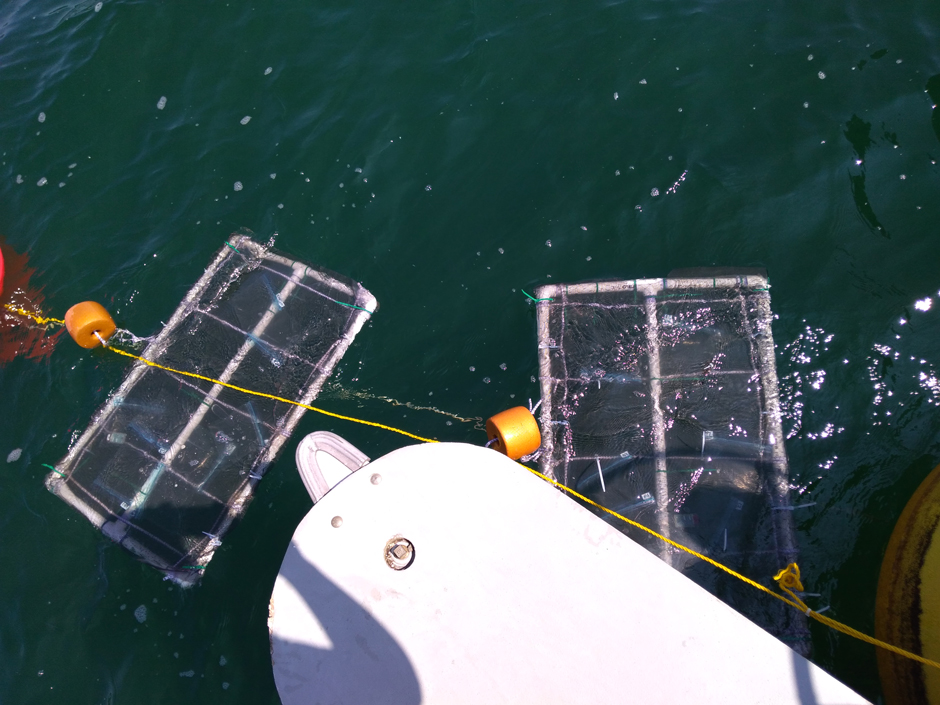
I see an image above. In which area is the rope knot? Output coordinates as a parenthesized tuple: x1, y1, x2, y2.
(774, 563, 804, 592)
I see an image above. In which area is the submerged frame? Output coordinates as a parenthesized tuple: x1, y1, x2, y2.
(47, 235, 376, 586)
(534, 274, 810, 649)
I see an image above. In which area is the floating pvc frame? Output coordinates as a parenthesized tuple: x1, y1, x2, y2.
(534, 275, 810, 649)
(46, 236, 377, 586)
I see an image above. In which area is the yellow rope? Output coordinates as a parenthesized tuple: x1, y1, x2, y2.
(520, 464, 940, 671)
(105, 346, 438, 444)
(7, 301, 940, 669)
(4, 303, 437, 443)
(3, 304, 65, 327)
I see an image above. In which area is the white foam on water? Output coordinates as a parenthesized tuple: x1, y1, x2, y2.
(270, 173, 276, 179)
(37, 177, 47, 186)
(219, 655, 227, 666)
(650, 188, 660, 196)
(134, 605, 147, 623)
(666, 170, 688, 195)
(233, 181, 243, 191)
(240, 116, 251, 125)
(95, 1, 102, 11)
(38, 112, 46, 123)
(157, 96, 167, 110)
(179, 670, 195, 678)
(264, 67, 272, 75)
(15, 175, 23, 184)
(6, 449, 22, 463)
(818, 71, 826, 79)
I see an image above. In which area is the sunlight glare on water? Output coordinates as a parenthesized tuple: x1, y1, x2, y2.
(1, 0, 940, 702)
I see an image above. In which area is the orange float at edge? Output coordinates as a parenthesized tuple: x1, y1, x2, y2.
(486, 406, 542, 460)
(64, 301, 117, 349)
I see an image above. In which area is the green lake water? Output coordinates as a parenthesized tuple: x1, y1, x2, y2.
(2, 0, 940, 702)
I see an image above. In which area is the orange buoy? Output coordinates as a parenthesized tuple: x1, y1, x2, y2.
(486, 406, 541, 460)
(64, 301, 116, 349)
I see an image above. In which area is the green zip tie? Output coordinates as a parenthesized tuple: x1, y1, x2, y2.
(522, 289, 553, 303)
(42, 463, 65, 478)
(181, 389, 213, 407)
(297, 264, 370, 313)
(335, 301, 372, 313)
(650, 376, 707, 381)
(227, 239, 368, 314)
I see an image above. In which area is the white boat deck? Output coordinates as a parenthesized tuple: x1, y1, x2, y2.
(269, 442, 869, 705)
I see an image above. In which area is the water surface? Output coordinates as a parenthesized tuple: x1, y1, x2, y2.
(2, 0, 940, 701)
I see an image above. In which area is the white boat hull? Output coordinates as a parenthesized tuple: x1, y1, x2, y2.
(269, 441, 869, 705)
